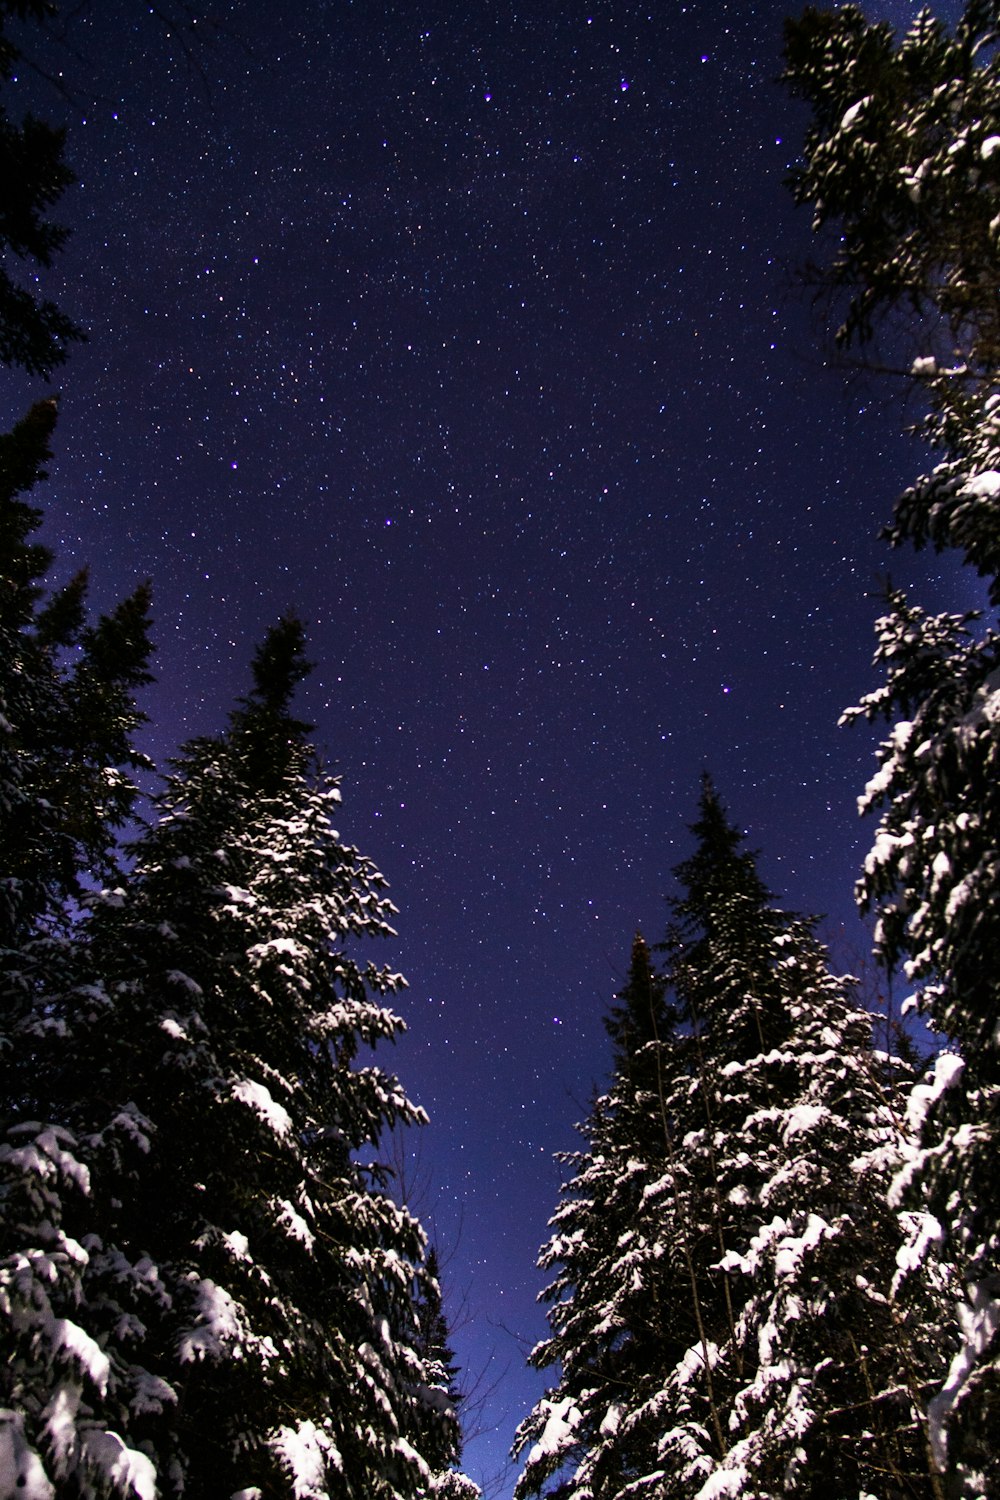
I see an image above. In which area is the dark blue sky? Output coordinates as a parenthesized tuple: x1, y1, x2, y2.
(5, 0, 971, 1491)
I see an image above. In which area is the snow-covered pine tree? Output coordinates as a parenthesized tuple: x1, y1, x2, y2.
(784, 7, 1000, 1488)
(30, 617, 462, 1500)
(0, 401, 156, 1500)
(512, 931, 693, 1500)
(2, 617, 466, 1497)
(515, 780, 948, 1499)
(657, 780, 949, 1498)
(412, 1250, 480, 1500)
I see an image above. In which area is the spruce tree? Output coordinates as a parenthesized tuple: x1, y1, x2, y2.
(2, 610, 466, 1496)
(513, 931, 690, 1500)
(515, 781, 947, 1499)
(413, 1250, 480, 1500)
(784, 7, 1000, 1487)
(0, 401, 157, 1500)
(39, 618, 461, 1498)
(0, 401, 152, 981)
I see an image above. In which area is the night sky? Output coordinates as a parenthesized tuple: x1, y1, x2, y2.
(4, 0, 975, 1491)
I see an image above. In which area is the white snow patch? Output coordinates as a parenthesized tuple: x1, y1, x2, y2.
(960, 468, 1000, 498)
(271, 1421, 341, 1498)
(774, 1214, 831, 1281)
(526, 1397, 582, 1467)
(178, 1278, 245, 1362)
(275, 1200, 315, 1251)
(696, 1466, 750, 1500)
(231, 1078, 292, 1139)
(905, 1052, 964, 1141)
(928, 1281, 1000, 1472)
(840, 95, 871, 129)
(893, 1212, 945, 1292)
(42, 1383, 79, 1474)
(599, 1402, 622, 1436)
(782, 1103, 826, 1141)
(53, 1318, 110, 1392)
(251, 937, 305, 959)
(82, 1431, 157, 1500)
(0, 1411, 54, 1499)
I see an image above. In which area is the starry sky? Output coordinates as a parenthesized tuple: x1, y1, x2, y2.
(4, 0, 975, 1492)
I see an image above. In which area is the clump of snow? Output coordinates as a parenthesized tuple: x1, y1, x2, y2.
(893, 1211, 944, 1293)
(82, 1431, 157, 1500)
(51, 1317, 110, 1392)
(696, 1465, 750, 1500)
(177, 1277, 246, 1362)
(781, 1103, 826, 1142)
(274, 1199, 315, 1252)
(840, 95, 871, 129)
(905, 1052, 964, 1142)
(231, 1078, 292, 1139)
(271, 1420, 341, 1499)
(959, 468, 1000, 498)
(526, 1397, 582, 1467)
(599, 1403, 622, 1436)
(0, 1411, 54, 1499)
(928, 1281, 1000, 1473)
(774, 1214, 831, 1282)
(250, 937, 306, 961)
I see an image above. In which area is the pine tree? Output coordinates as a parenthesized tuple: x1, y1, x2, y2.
(413, 1250, 480, 1500)
(513, 931, 690, 1500)
(0, 1, 85, 376)
(0, 401, 153, 978)
(660, 782, 945, 1497)
(32, 619, 459, 1498)
(784, 7, 1000, 1487)
(782, 2, 1000, 377)
(515, 781, 948, 1499)
(0, 401, 155, 1499)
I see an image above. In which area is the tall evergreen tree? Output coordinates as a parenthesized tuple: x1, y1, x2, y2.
(0, 400, 155, 1498)
(0, 401, 152, 980)
(513, 931, 689, 1500)
(784, 7, 1000, 1488)
(41, 618, 461, 1498)
(2, 615, 466, 1496)
(515, 781, 947, 1499)
(413, 1249, 480, 1500)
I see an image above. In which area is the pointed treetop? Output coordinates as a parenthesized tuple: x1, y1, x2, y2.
(247, 615, 313, 717)
(673, 773, 773, 932)
(0, 400, 59, 628)
(220, 616, 315, 796)
(0, 398, 57, 504)
(603, 929, 672, 1066)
